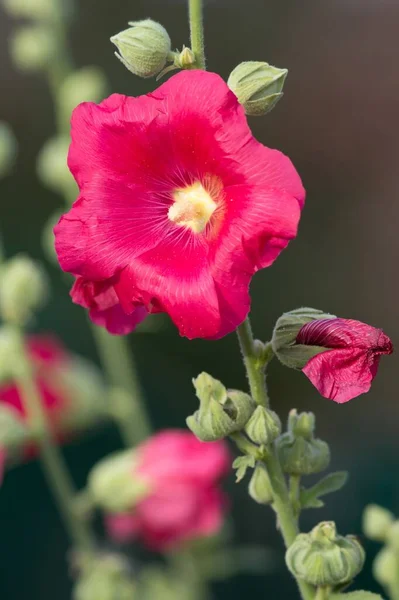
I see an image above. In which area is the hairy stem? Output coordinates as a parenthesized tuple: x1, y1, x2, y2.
(12, 327, 96, 554)
(236, 319, 270, 407)
(188, 0, 206, 69)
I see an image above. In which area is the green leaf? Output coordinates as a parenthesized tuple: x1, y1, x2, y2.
(300, 471, 349, 509)
(233, 455, 255, 482)
(331, 592, 384, 599)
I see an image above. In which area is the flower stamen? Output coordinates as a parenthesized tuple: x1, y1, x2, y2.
(168, 181, 217, 233)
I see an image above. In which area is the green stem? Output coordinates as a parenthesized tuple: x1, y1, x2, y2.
(315, 587, 331, 600)
(188, 0, 206, 69)
(289, 474, 301, 519)
(236, 319, 269, 407)
(91, 325, 151, 445)
(236, 318, 314, 600)
(12, 327, 96, 554)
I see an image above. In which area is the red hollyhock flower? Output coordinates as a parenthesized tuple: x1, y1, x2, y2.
(106, 429, 231, 550)
(55, 70, 305, 339)
(296, 318, 393, 403)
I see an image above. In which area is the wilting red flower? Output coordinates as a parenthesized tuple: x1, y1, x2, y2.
(296, 318, 393, 403)
(55, 70, 305, 339)
(106, 429, 231, 550)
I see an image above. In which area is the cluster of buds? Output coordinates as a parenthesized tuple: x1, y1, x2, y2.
(363, 504, 399, 596)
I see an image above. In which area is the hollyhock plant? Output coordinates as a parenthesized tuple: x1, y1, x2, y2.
(296, 318, 393, 403)
(101, 430, 231, 550)
(54, 69, 305, 339)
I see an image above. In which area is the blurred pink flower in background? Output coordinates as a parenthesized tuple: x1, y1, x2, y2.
(55, 69, 305, 339)
(296, 318, 393, 403)
(106, 429, 231, 550)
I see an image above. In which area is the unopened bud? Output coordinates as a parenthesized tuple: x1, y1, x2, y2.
(74, 554, 135, 600)
(88, 450, 149, 513)
(186, 372, 255, 442)
(0, 122, 17, 178)
(286, 521, 365, 587)
(59, 67, 107, 119)
(276, 409, 330, 475)
(111, 20, 171, 78)
(248, 464, 273, 505)
(36, 136, 72, 193)
(272, 308, 336, 369)
(363, 504, 394, 542)
(174, 46, 196, 69)
(227, 61, 288, 116)
(10, 26, 55, 71)
(373, 547, 397, 587)
(245, 406, 281, 446)
(0, 255, 49, 325)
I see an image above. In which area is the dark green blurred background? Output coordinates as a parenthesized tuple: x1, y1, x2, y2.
(1, 0, 398, 598)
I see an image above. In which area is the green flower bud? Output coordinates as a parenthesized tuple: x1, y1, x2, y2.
(373, 547, 397, 587)
(245, 406, 281, 446)
(286, 521, 365, 587)
(111, 20, 172, 78)
(186, 372, 256, 442)
(272, 307, 336, 369)
(0, 122, 17, 179)
(248, 463, 273, 505)
(74, 555, 135, 600)
(36, 136, 73, 193)
(363, 504, 394, 542)
(2, 0, 55, 20)
(276, 409, 330, 475)
(227, 61, 288, 116)
(88, 450, 149, 513)
(10, 26, 55, 72)
(0, 405, 28, 457)
(174, 46, 196, 69)
(0, 255, 49, 325)
(58, 67, 107, 119)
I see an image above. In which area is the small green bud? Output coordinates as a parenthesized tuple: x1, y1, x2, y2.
(111, 20, 171, 78)
(286, 521, 365, 587)
(10, 26, 55, 72)
(2, 0, 55, 20)
(0, 255, 49, 325)
(272, 307, 336, 369)
(59, 67, 107, 119)
(276, 409, 330, 475)
(0, 122, 17, 178)
(363, 504, 394, 542)
(174, 46, 196, 69)
(373, 547, 397, 587)
(245, 406, 281, 445)
(74, 555, 135, 600)
(227, 61, 288, 116)
(36, 136, 72, 193)
(88, 450, 149, 513)
(187, 372, 256, 441)
(248, 463, 273, 505)
(0, 405, 28, 457)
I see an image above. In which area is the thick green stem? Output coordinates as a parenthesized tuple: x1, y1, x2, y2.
(236, 319, 269, 407)
(289, 474, 301, 520)
(315, 587, 331, 600)
(236, 318, 314, 600)
(12, 327, 96, 554)
(188, 0, 206, 69)
(91, 325, 151, 446)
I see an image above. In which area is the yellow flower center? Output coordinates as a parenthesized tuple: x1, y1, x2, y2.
(168, 181, 218, 233)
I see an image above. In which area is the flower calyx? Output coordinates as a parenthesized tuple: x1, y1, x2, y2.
(187, 372, 256, 442)
(286, 521, 365, 587)
(227, 61, 288, 116)
(248, 463, 273, 505)
(245, 405, 281, 446)
(276, 409, 330, 475)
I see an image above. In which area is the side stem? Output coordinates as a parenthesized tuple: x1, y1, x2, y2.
(188, 0, 206, 69)
(236, 319, 270, 408)
(12, 327, 96, 554)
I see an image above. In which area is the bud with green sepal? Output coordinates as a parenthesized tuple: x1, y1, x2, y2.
(372, 546, 397, 591)
(187, 372, 256, 442)
(363, 504, 394, 542)
(0, 255, 49, 325)
(276, 409, 330, 475)
(272, 307, 336, 369)
(111, 20, 172, 79)
(88, 449, 149, 513)
(248, 463, 273, 505)
(227, 61, 288, 116)
(245, 405, 281, 446)
(286, 521, 365, 588)
(10, 26, 55, 72)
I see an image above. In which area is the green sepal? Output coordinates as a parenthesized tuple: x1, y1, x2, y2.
(330, 592, 384, 599)
(300, 471, 349, 509)
(233, 455, 255, 482)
